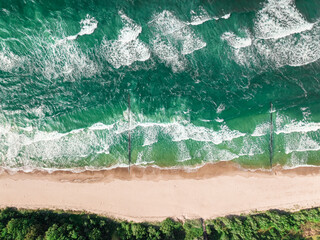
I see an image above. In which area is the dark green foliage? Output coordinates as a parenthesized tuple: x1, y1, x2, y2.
(183, 220, 203, 240)
(160, 218, 185, 240)
(0, 208, 118, 240)
(116, 222, 133, 239)
(116, 221, 164, 240)
(131, 223, 148, 239)
(147, 226, 162, 240)
(206, 208, 320, 240)
(0, 207, 320, 239)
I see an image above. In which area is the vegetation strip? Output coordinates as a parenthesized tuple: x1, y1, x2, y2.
(0, 207, 320, 239)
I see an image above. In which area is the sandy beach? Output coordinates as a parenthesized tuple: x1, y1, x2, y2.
(1, 162, 320, 222)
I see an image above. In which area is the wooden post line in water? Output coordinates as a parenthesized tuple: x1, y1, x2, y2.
(128, 93, 131, 173)
(269, 102, 274, 168)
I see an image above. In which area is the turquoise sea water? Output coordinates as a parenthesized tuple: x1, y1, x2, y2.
(0, 0, 320, 170)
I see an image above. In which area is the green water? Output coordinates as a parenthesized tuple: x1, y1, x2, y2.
(0, 0, 320, 170)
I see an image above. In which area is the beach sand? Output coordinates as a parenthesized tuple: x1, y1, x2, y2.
(1, 162, 320, 222)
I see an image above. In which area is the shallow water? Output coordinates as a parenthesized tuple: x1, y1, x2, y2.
(0, 0, 320, 170)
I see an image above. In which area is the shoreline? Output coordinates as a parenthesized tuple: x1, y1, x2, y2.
(2, 161, 320, 182)
(2, 159, 320, 175)
(1, 161, 320, 222)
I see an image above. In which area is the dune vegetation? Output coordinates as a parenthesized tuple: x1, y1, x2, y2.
(0, 207, 320, 239)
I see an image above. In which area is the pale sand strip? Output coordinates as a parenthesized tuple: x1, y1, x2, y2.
(1, 162, 320, 222)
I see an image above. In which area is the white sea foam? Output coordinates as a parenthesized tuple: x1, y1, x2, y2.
(89, 122, 114, 131)
(177, 141, 191, 162)
(221, 13, 231, 19)
(0, 46, 24, 72)
(215, 117, 224, 123)
(221, 31, 252, 49)
(229, 0, 320, 68)
(0, 116, 246, 168)
(262, 24, 320, 67)
(0, 161, 214, 175)
(203, 143, 239, 162)
(142, 125, 159, 146)
(284, 134, 320, 154)
(239, 137, 264, 156)
(177, 28, 207, 55)
(0, 51, 18, 72)
(30, 105, 45, 118)
(27, 131, 70, 145)
(0, 163, 137, 175)
(118, 12, 142, 42)
(190, 7, 212, 26)
(79, 14, 98, 36)
(252, 122, 269, 137)
(56, 15, 98, 44)
(1, 9, 9, 15)
(275, 112, 320, 154)
(0, 123, 12, 136)
(19, 126, 33, 132)
(149, 10, 206, 71)
(125, 121, 245, 144)
(287, 152, 308, 166)
(0, 122, 114, 164)
(33, 33, 100, 80)
(276, 120, 320, 134)
(275, 113, 285, 130)
(216, 149, 239, 161)
(221, 30, 255, 67)
(200, 119, 211, 122)
(149, 10, 187, 35)
(151, 35, 186, 72)
(301, 108, 311, 119)
(185, 123, 243, 143)
(136, 146, 154, 165)
(102, 11, 150, 69)
(228, 47, 255, 67)
(275, 112, 320, 135)
(216, 103, 225, 114)
(254, 0, 314, 40)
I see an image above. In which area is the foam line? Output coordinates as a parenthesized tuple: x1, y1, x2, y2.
(276, 121, 320, 134)
(190, 7, 212, 26)
(0, 116, 246, 168)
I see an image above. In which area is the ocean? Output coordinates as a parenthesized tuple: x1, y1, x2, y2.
(0, 0, 320, 171)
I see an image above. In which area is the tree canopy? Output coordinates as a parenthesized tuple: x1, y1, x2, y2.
(0, 207, 319, 239)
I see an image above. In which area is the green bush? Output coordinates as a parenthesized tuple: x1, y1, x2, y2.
(0, 207, 320, 239)
(160, 218, 184, 240)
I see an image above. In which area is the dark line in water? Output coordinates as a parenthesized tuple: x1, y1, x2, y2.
(128, 93, 131, 173)
(269, 102, 273, 169)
